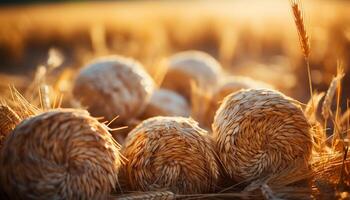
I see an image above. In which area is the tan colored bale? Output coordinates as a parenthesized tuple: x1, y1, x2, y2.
(212, 89, 312, 182)
(0, 109, 122, 200)
(161, 51, 221, 100)
(141, 89, 190, 119)
(122, 116, 219, 194)
(73, 55, 154, 123)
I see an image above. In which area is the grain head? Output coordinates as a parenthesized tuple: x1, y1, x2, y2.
(0, 108, 122, 200)
(290, 0, 310, 59)
(212, 89, 312, 182)
(141, 88, 190, 119)
(161, 51, 222, 100)
(122, 116, 219, 194)
(73, 55, 155, 123)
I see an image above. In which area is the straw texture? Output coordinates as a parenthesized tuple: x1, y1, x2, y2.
(161, 51, 221, 100)
(73, 56, 154, 122)
(0, 108, 122, 200)
(212, 89, 312, 181)
(141, 89, 190, 119)
(122, 116, 219, 194)
(0, 105, 20, 148)
(204, 76, 272, 128)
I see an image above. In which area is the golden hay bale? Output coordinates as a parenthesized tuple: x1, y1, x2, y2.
(212, 89, 312, 182)
(122, 116, 219, 194)
(141, 89, 190, 119)
(0, 109, 122, 200)
(73, 56, 154, 123)
(202, 76, 273, 128)
(161, 51, 221, 100)
(0, 105, 20, 148)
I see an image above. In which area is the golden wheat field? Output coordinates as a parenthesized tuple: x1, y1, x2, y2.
(0, 0, 349, 199)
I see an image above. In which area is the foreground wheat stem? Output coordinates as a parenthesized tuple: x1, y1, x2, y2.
(306, 60, 313, 107)
(290, 0, 313, 108)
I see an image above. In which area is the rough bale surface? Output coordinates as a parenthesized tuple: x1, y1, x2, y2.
(203, 76, 273, 128)
(141, 89, 190, 119)
(73, 56, 154, 123)
(0, 108, 122, 200)
(161, 51, 221, 100)
(122, 116, 219, 194)
(212, 89, 312, 182)
(0, 105, 20, 148)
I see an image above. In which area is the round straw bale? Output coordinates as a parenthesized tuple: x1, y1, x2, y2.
(161, 51, 221, 100)
(212, 89, 312, 181)
(122, 116, 219, 194)
(141, 89, 190, 119)
(73, 56, 154, 123)
(0, 109, 122, 199)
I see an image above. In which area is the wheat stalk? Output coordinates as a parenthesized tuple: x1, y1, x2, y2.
(322, 67, 345, 121)
(39, 84, 51, 110)
(290, 0, 314, 108)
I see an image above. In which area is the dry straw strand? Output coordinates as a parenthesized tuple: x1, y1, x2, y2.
(8, 85, 40, 119)
(305, 92, 325, 122)
(0, 105, 20, 148)
(113, 191, 175, 200)
(260, 184, 282, 200)
(39, 84, 51, 110)
(322, 67, 345, 120)
(304, 92, 327, 152)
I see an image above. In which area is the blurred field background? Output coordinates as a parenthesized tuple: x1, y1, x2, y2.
(0, 0, 349, 107)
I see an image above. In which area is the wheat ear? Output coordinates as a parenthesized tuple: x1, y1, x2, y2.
(290, 0, 313, 108)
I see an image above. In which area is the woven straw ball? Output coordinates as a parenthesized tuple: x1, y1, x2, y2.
(161, 51, 221, 100)
(73, 56, 154, 123)
(0, 109, 122, 200)
(122, 116, 219, 194)
(141, 89, 190, 119)
(212, 89, 312, 182)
